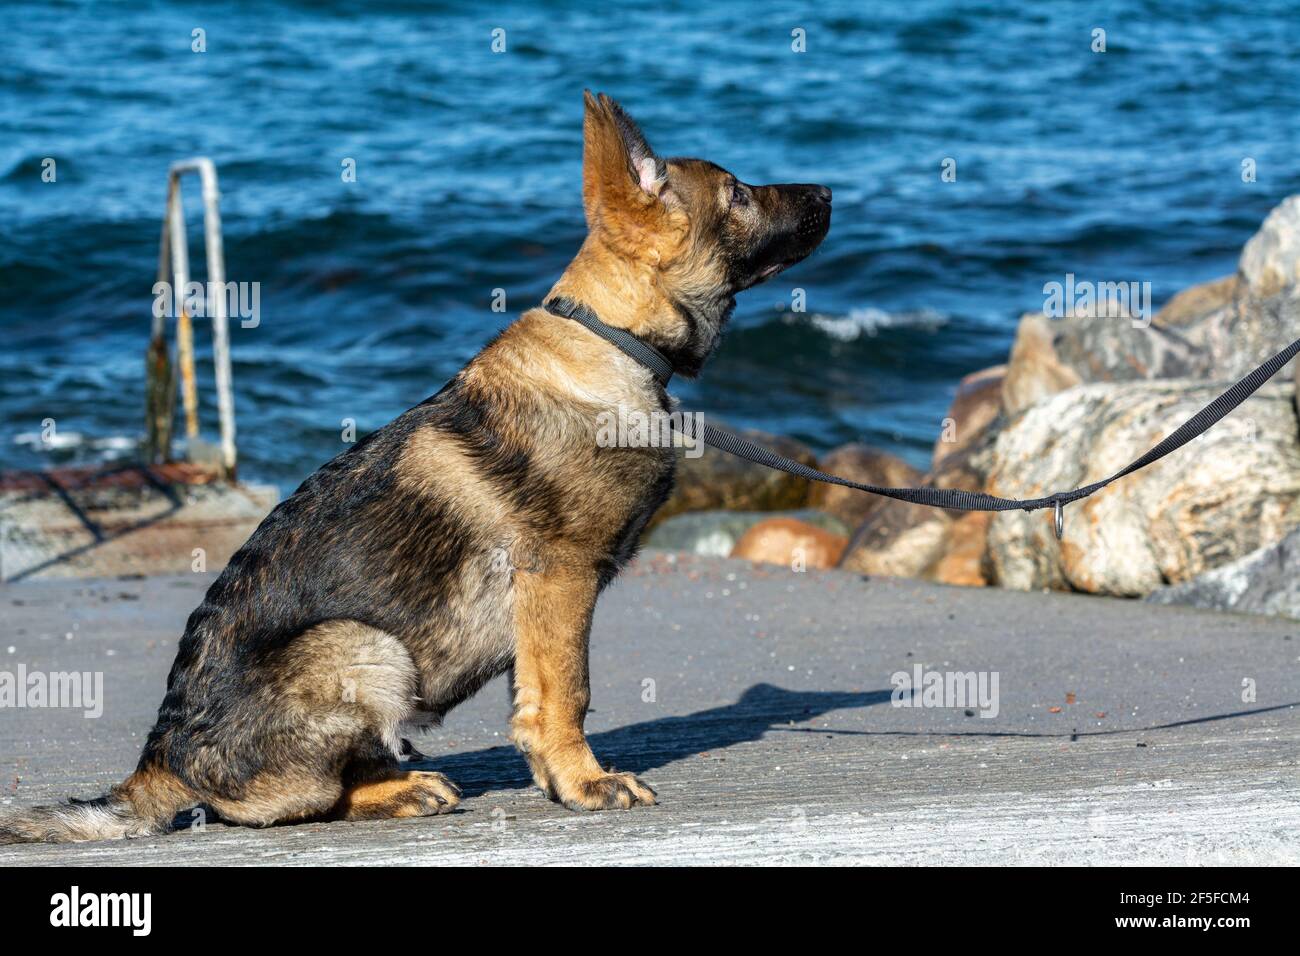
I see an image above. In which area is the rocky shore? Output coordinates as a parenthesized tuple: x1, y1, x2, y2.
(648, 195, 1300, 620)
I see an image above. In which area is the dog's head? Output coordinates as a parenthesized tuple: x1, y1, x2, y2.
(573, 91, 831, 377)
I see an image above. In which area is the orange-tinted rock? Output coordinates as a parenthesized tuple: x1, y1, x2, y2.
(1001, 313, 1082, 416)
(930, 511, 992, 587)
(730, 517, 847, 570)
(932, 366, 1004, 468)
(838, 503, 951, 578)
(1152, 274, 1237, 328)
(807, 443, 922, 528)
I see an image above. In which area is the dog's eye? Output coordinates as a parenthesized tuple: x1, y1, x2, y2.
(729, 182, 749, 208)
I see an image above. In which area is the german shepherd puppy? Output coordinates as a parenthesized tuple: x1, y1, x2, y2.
(0, 92, 831, 842)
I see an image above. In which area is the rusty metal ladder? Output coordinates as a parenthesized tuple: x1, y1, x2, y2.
(144, 158, 238, 479)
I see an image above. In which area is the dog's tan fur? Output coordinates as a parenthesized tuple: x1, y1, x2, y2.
(0, 92, 830, 842)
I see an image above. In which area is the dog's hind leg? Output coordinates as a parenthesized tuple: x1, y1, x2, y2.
(202, 621, 459, 826)
(331, 769, 461, 821)
(327, 734, 460, 820)
(509, 566, 656, 811)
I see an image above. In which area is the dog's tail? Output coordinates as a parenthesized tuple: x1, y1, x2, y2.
(0, 767, 194, 845)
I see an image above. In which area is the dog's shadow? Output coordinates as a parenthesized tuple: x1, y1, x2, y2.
(409, 682, 893, 798)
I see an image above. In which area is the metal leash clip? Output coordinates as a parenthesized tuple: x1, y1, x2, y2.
(1053, 498, 1065, 540)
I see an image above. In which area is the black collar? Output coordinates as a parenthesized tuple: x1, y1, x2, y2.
(542, 296, 675, 386)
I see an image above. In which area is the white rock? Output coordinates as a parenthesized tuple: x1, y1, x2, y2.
(1146, 525, 1300, 619)
(987, 380, 1300, 596)
(1239, 195, 1300, 299)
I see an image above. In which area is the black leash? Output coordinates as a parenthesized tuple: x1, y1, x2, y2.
(543, 297, 1300, 538)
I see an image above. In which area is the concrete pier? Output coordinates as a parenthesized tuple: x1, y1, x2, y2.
(0, 464, 276, 582)
(1, 553, 1296, 865)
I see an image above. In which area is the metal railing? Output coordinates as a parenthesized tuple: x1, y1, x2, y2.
(144, 158, 237, 479)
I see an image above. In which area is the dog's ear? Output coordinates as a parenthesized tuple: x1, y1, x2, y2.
(581, 91, 682, 259)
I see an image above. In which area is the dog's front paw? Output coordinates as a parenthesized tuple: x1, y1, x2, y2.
(558, 769, 657, 811)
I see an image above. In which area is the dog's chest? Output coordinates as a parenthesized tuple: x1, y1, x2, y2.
(588, 442, 676, 578)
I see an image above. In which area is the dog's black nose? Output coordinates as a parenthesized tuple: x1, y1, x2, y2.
(813, 185, 832, 204)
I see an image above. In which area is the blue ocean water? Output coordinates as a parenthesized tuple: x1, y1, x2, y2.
(3, 0, 1300, 489)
